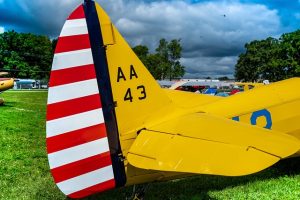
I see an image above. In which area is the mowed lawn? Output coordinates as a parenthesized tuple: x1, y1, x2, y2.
(0, 91, 300, 200)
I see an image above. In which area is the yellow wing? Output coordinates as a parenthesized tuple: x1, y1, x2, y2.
(128, 112, 300, 176)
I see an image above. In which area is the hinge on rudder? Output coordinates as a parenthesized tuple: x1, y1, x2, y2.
(118, 153, 125, 162)
(113, 101, 118, 108)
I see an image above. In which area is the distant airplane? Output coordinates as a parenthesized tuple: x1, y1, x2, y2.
(46, 0, 300, 198)
(0, 72, 14, 105)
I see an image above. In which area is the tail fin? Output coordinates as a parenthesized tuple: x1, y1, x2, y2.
(47, 0, 171, 198)
(93, 3, 172, 134)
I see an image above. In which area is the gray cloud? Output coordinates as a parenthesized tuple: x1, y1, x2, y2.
(0, 0, 284, 77)
(0, 0, 82, 36)
(97, 0, 281, 77)
(181, 56, 238, 78)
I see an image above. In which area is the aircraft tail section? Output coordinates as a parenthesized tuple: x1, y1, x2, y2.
(93, 4, 172, 135)
(46, 0, 173, 197)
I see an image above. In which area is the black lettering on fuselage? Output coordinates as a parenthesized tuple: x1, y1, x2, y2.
(130, 65, 138, 79)
(117, 67, 126, 82)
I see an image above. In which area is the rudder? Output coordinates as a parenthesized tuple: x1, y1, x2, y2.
(46, 2, 126, 198)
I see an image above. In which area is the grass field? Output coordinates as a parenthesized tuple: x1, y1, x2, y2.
(0, 91, 300, 200)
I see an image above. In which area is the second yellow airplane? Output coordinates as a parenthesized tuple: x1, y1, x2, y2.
(0, 72, 14, 105)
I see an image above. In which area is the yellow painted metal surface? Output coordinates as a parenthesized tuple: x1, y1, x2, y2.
(0, 78, 13, 105)
(163, 89, 221, 108)
(96, 4, 173, 136)
(198, 78, 300, 139)
(128, 113, 300, 176)
(0, 78, 14, 92)
(200, 78, 299, 117)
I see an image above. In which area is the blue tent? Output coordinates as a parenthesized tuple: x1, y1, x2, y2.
(203, 88, 217, 95)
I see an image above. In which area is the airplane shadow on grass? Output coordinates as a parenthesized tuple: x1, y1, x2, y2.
(80, 157, 300, 200)
(0, 101, 18, 107)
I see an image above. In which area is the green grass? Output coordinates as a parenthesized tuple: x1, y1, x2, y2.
(0, 91, 300, 200)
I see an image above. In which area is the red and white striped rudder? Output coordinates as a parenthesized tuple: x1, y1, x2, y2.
(46, 4, 116, 198)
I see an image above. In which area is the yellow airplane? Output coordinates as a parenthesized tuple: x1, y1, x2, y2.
(0, 72, 14, 105)
(46, 0, 300, 198)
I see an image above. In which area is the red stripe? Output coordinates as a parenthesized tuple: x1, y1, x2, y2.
(68, 179, 115, 198)
(55, 34, 91, 54)
(47, 123, 107, 154)
(68, 5, 85, 20)
(47, 94, 101, 121)
(51, 152, 112, 183)
(49, 64, 96, 87)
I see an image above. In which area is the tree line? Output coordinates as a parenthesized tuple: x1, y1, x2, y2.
(1, 29, 299, 82)
(0, 31, 185, 81)
(0, 31, 53, 80)
(235, 30, 300, 82)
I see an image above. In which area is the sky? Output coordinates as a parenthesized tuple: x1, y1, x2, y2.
(0, 0, 299, 78)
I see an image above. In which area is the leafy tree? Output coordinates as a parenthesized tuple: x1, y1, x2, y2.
(235, 30, 300, 82)
(0, 31, 53, 80)
(155, 39, 171, 80)
(145, 53, 163, 79)
(280, 30, 300, 74)
(155, 39, 185, 80)
(235, 38, 276, 82)
(52, 38, 58, 53)
(132, 45, 149, 65)
(167, 39, 184, 80)
(133, 38, 185, 80)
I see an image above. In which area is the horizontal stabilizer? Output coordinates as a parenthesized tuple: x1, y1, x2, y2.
(128, 113, 300, 176)
(163, 89, 221, 108)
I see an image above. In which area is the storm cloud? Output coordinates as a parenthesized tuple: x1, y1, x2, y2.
(0, 0, 298, 77)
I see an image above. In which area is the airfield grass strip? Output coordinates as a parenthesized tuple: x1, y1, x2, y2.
(0, 91, 299, 200)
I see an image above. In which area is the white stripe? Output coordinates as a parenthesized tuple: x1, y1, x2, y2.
(48, 138, 109, 169)
(47, 108, 104, 138)
(60, 19, 88, 37)
(47, 79, 98, 104)
(57, 166, 114, 195)
(52, 49, 93, 71)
